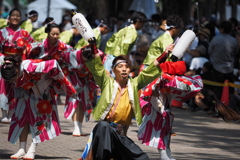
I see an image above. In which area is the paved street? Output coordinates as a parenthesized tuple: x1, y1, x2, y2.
(1, 96, 240, 160)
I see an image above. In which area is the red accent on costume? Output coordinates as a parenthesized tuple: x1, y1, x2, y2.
(160, 61, 186, 75)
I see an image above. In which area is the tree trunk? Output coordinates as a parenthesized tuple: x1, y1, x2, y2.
(231, 0, 237, 18)
(219, 0, 226, 22)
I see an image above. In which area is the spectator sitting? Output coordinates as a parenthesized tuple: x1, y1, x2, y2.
(185, 45, 209, 76)
(196, 28, 211, 59)
(183, 27, 210, 67)
(202, 20, 220, 41)
(184, 45, 209, 111)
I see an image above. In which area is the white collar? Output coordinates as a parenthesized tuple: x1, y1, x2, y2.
(130, 24, 135, 29)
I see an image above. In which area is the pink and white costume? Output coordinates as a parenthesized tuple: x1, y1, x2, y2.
(27, 38, 101, 121)
(63, 50, 105, 121)
(0, 27, 34, 110)
(0, 57, 76, 144)
(138, 73, 203, 150)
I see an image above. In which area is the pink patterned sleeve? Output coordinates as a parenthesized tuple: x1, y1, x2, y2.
(61, 48, 85, 70)
(141, 74, 203, 106)
(160, 74, 203, 101)
(20, 29, 34, 43)
(21, 59, 77, 97)
(62, 48, 104, 70)
(27, 34, 34, 43)
(26, 41, 43, 59)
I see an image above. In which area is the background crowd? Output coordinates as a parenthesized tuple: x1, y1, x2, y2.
(0, 5, 240, 160)
(50, 8, 240, 116)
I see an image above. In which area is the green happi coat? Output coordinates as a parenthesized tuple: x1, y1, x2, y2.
(59, 30, 73, 45)
(143, 31, 174, 65)
(31, 26, 47, 42)
(85, 56, 162, 125)
(20, 19, 33, 33)
(105, 25, 137, 57)
(0, 18, 7, 29)
(74, 28, 101, 49)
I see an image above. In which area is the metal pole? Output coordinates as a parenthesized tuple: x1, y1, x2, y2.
(47, 0, 51, 17)
(195, 2, 200, 31)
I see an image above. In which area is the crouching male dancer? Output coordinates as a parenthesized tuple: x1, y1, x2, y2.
(79, 43, 174, 160)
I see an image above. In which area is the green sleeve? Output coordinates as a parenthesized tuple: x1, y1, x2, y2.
(94, 29, 101, 48)
(0, 19, 7, 28)
(120, 27, 137, 55)
(135, 62, 162, 90)
(74, 38, 88, 49)
(31, 26, 47, 42)
(143, 32, 173, 65)
(59, 30, 73, 44)
(105, 26, 137, 56)
(85, 56, 110, 89)
(20, 20, 33, 33)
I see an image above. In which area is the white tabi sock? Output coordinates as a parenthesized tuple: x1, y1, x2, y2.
(158, 149, 171, 160)
(73, 121, 81, 135)
(10, 142, 26, 159)
(23, 142, 38, 159)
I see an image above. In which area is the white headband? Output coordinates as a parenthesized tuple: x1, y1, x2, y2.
(28, 13, 38, 18)
(165, 24, 175, 30)
(44, 20, 55, 27)
(112, 60, 127, 69)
